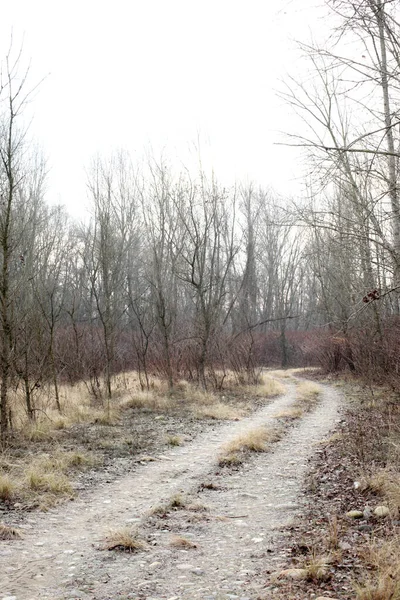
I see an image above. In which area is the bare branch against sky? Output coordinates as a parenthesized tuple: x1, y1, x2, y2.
(0, 0, 328, 216)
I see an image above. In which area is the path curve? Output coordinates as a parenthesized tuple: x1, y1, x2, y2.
(0, 380, 342, 600)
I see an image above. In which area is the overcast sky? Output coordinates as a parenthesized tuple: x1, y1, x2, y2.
(0, 0, 327, 217)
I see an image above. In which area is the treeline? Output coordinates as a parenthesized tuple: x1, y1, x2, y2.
(2, 0, 400, 439)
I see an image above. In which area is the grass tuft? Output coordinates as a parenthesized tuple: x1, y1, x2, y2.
(218, 425, 283, 467)
(0, 474, 16, 501)
(355, 537, 400, 599)
(166, 435, 182, 446)
(170, 535, 197, 548)
(102, 527, 147, 552)
(0, 523, 22, 540)
(193, 402, 243, 420)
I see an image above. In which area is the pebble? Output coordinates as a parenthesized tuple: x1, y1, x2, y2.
(374, 505, 390, 517)
(346, 510, 364, 519)
(2, 596, 17, 600)
(358, 524, 373, 532)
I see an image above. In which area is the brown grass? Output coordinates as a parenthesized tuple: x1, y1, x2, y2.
(0, 449, 96, 510)
(192, 402, 243, 420)
(0, 523, 22, 540)
(245, 374, 286, 398)
(223, 426, 283, 454)
(0, 474, 16, 501)
(359, 469, 400, 516)
(218, 425, 283, 467)
(355, 538, 400, 600)
(102, 528, 147, 552)
(302, 553, 331, 582)
(169, 535, 197, 548)
(296, 381, 321, 409)
(272, 407, 304, 420)
(166, 435, 182, 446)
(26, 470, 73, 495)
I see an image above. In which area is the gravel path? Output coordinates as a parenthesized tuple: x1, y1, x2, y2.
(0, 380, 342, 600)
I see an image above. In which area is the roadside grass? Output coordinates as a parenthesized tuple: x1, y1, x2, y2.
(166, 435, 182, 446)
(270, 380, 400, 600)
(355, 537, 400, 600)
(0, 449, 97, 509)
(0, 474, 16, 501)
(8, 369, 285, 441)
(0, 523, 22, 540)
(169, 535, 197, 548)
(301, 552, 332, 582)
(218, 425, 284, 467)
(192, 402, 243, 420)
(271, 381, 322, 422)
(102, 527, 147, 552)
(296, 380, 321, 409)
(1, 369, 285, 512)
(244, 374, 286, 398)
(358, 468, 400, 517)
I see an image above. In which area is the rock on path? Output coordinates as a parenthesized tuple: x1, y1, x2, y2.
(0, 381, 342, 600)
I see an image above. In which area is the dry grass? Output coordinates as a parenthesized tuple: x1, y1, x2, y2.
(122, 390, 173, 411)
(169, 492, 186, 508)
(267, 369, 295, 379)
(26, 470, 73, 495)
(166, 435, 182, 446)
(192, 402, 243, 420)
(355, 538, 400, 600)
(218, 425, 283, 467)
(245, 374, 286, 398)
(218, 452, 243, 467)
(0, 523, 22, 540)
(302, 553, 331, 582)
(148, 492, 187, 516)
(223, 426, 283, 454)
(0, 449, 96, 509)
(328, 514, 340, 551)
(359, 469, 400, 516)
(0, 474, 16, 501)
(169, 535, 197, 548)
(272, 407, 304, 420)
(296, 380, 321, 406)
(102, 527, 147, 552)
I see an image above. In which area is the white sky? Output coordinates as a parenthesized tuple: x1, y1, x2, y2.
(0, 0, 328, 218)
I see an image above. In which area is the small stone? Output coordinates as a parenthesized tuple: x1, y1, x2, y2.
(2, 596, 17, 600)
(191, 568, 205, 576)
(346, 510, 364, 519)
(358, 524, 373, 532)
(374, 505, 390, 518)
(176, 563, 195, 570)
(149, 561, 162, 568)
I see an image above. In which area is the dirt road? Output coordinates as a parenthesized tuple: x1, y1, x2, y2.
(0, 380, 342, 600)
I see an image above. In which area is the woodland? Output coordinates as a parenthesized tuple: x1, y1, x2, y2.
(0, 3, 399, 600)
(1, 0, 400, 443)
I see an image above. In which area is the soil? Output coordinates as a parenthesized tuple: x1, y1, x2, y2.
(270, 380, 400, 600)
(0, 379, 343, 600)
